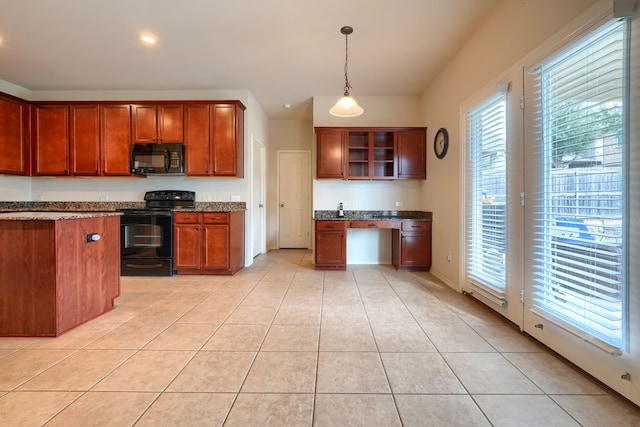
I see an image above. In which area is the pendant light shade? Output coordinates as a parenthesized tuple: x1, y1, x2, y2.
(330, 26, 363, 117)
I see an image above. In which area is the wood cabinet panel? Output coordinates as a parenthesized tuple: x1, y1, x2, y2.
(174, 211, 245, 275)
(158, 104, 183, 143)
(211, 103, 244, 177)
(397, 129, 427, 179)
(174, 223, 200, 270)
(100, 104, 131, 176)
(70, 105, 100, 176)
(33, 105, 70, 176)
(314, 221, 346, 270)
(0, 95, 30, 175)
(392, 220, 432, 271)
(184, 104, 210, 175)
(316, 129, 345, 179)
(131, 104, 157, 143)
(132, 104, 183, 144)
(0, 216, 120, 336)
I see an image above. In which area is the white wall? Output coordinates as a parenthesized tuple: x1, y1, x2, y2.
(419, 0, 600, 289)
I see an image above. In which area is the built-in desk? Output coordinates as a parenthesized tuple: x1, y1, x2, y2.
(313, 210, 432, 271)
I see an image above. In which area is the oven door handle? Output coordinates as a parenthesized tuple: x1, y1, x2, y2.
(124, 262, 165, 269)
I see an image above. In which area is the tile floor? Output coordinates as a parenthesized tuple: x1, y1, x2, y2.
(1, 249, 639, 426)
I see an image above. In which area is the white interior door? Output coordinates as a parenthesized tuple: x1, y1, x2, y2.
(278, 151, 310, 248)
(251, 138, 265, 257)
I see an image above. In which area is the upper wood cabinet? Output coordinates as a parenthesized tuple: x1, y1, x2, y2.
(316, 129, 346, 179)
(184, 104, 211, 176)
(131, 103, 183, 144)
(100, 104, 132, 176)
(184, 102, 245, 178)
(70, 105, 101, 176)
(397, 128, 427, 179)
(33, 105, 70, 176)
(315, 127, 427, 180)
(211, 103, 244, 177)
(0, 94, 30, 175)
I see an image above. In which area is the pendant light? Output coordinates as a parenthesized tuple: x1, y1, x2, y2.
(329, 26, 364, 117)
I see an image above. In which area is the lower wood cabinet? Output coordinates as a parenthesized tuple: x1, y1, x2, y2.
(392, 221, 432, 271)
(314, 219, 432, 271)
(174, 211, 245, 275)
(314, 221, 346, 270)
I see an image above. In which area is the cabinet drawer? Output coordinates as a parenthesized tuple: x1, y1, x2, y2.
(401, 221, 432, 231)
(316, 221, 346, 231)
(350, 220, 400, 229)
(203, 212, 229, 224)
(174, 212, 200, 224)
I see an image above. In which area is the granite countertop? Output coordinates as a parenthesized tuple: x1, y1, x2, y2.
(0, 201, 247, 212)
(0, 211, 123, 221)
(314, 210, 432, 221)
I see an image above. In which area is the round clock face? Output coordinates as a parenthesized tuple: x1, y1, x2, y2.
(434, 128, 449, 159)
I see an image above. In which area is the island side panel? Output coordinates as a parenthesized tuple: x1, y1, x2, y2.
(55, 216, 120, 335)
(0, 221, 57, 336)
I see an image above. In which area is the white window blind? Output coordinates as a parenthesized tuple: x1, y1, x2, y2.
(531, 19, 627, 350)
(466, 92, 508, 297)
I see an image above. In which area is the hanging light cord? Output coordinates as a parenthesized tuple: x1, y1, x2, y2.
(342, 27, 353, 96)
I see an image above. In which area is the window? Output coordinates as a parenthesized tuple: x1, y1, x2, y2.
(466, 92, 508, 298)
(531, 19, 628, 351)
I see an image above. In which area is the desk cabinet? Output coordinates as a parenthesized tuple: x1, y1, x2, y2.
(392, 221, 432, 271)
(314, 221, 346, 269)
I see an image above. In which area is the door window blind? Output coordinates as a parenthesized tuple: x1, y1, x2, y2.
(466, 92, 508, 297)
(531, 19, 627, 350)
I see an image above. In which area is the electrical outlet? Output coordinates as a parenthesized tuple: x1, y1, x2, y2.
(355, 201, 363, 206)
(231, 195, 241, 202)
(99, 195, 109, 201)
(395, 201, 404, 207)
(34, 194, 44, 201)
(447, 250, 452, 262)
(202, 195, 212, 201)
(213, 196, 222, 201)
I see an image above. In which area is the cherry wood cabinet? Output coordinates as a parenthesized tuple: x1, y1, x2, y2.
(33, 105, 70, 176)
(316, 129, 346, 179)
(392, 221, 432, 271)
(0, 214, 120, 337)
(0, 94, 30, 175)
(131, 103, 183, 144)
(314, 221, 347, 269)
(70, 105, 101, 176)
(184, 104, 211, 175)
(315, 219, 432, 271)
(211, 103, 245, 177)
(174, 211, 245, 275)
(315, 127, 427, 180)
(184, 102, 245, 177)
(397, 128, 427, 179)
(100, 104, 132, 176)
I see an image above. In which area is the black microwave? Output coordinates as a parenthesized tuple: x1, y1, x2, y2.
(131, 143, 185, 175)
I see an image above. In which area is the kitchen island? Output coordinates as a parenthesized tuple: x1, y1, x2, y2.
(0, 212, 121, 337)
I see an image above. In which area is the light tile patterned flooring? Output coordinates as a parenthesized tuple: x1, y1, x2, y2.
(1, 249, 639, 426)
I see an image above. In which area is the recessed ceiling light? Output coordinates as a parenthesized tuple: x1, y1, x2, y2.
(283, 103, 292, 109)
(139, 33, 157, 45)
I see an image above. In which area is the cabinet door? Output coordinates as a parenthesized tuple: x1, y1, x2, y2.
(202, 224, 230, 270)
(398, 232, 432, 268)
(315, 231, 346, 268)
(158, 104, 183, 143)
(397, 129, 427, 179)
(0, 96, 30, 175)
(131, 104, 157, 143)
(70, 105, 100, 176)
(33, 105, 70, 176)
(211, 103, 244, 177)
(100, 105, 132, 176)
(316, 129, 346, 179)
(174, 223, 201, 270)
(184, 104, 211, 175)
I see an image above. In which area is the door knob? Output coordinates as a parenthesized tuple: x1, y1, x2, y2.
(280, 203, 285, 207)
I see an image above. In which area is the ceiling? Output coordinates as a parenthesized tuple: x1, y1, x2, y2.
(0, 0, 500, 120)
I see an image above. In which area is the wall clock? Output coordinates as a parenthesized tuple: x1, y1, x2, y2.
(434, 127, 449, 159)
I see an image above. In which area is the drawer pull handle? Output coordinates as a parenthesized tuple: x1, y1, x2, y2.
(327, 225, 337, 229)
(368, 224, 376, 227)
